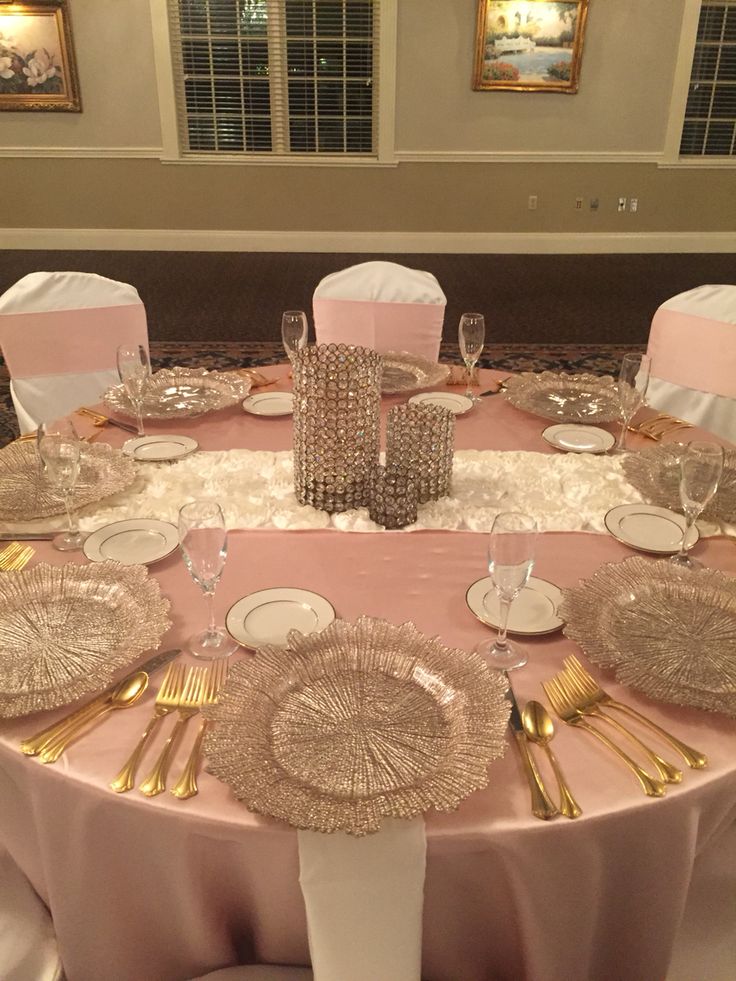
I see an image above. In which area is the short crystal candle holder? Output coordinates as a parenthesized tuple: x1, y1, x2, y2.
(385, 403, 455, 504)
(368, 464, 419, 529)
(292, 343, 382, 513)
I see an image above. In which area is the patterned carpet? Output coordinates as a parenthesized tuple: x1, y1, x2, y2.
(0, 341, 643, 446)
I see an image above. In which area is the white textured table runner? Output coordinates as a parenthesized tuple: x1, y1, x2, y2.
(2, 449, 647, 536)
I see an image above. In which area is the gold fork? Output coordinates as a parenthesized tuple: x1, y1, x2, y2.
(555, 670, 682, 784)
(139, 666, 207, 797)
(171, 659, 229, 800)
(563, 655, 708, 768)
(109, 664, 184, 793)
(0, 543, 34, 571)
(542, 677, 666, 797)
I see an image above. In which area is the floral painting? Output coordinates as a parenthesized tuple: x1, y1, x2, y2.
(473, 0, 589, 93)
(0, 2, 80, 111)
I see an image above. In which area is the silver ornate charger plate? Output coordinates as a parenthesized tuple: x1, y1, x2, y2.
(104, 367, 251, 419)
(0, 561, 170, 718)
(503, 371, 621, 423)
(623, 444, 736, 524)
(203, 616, 509, 836)
(0, 441, 137, 522)
(560, 556, 736, 717)
(381, 352, 451, 395)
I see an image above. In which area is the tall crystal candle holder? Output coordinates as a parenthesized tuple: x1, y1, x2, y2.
(386, 403, 455, 504)
(368, 464, 418, 529)
(292, 343, 382, 513)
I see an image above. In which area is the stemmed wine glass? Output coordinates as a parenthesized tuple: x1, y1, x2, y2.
(671, 440, 724, 569)
(281, 311, 308, 363)
(475, 512, 538, 670)
(178, 500, 238, 659)
(38, 420, 84, 551)
(117, 344, 151, 437)
(614, 353, 651, 453)
(458, 313, 485, 402)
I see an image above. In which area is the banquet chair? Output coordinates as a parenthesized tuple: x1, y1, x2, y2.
(312, 261, 446, 362)
(0, 271, 149, 434)
(191, 966, 313, 980)
(646, 284, 736, 442)
(0, 846, 64, 981)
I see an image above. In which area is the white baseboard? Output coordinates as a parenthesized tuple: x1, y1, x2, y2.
(3, 228, 736, 254)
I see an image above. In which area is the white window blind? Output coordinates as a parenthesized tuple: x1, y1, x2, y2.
(168, 0, 378, 156)
(680, 0, 736, 156)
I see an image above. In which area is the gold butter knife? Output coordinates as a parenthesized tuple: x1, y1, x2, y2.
(504, 674, 559, 820)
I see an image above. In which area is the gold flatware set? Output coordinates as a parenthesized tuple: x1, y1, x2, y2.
(0, 542, 35, 571)
(76, 406, 139, 435)
(628, 413, 693, 440)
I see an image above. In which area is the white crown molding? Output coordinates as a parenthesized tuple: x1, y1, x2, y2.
(4, 228, 735, 253)
(394, 150, 663, 164)
(0, 146, 162, 158)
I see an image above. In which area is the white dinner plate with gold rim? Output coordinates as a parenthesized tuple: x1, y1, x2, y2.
(242, 392, 294, 417)
(122, 434, 199, 462)
(83, 519, 179, 566)
(226, 587, 336, 650)
(542, 424, 615, 455)
(408, 392, 474, 415)
(465, 576, 564, 636)
(604, 503, 699, 554)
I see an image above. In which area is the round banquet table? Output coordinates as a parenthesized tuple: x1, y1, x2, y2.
(0, 367, 735, 981)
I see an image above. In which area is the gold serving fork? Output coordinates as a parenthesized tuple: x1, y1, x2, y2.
(171, 659, 228, 800)
(554, 670, 682, 784)
(542, 677, 666, 798)
(139, 666, 207, 797)
(563, 655, 708, 768)
(109, 664, 184, 793)
(0, 543, 34, 571)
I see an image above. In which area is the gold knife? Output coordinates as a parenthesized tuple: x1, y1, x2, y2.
(504, 673, 559, 820)
(20, 648, 182, 756)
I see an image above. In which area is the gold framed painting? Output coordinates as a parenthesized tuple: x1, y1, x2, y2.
(0, 0, 80, 111)
(473, 0, 589, 94)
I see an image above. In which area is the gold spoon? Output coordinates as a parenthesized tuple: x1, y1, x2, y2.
(39, 672, 149, 764)
(522, 700, 583, 819)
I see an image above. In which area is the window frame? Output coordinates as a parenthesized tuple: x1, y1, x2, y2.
(661, 0, 736, 167)
(149, 0, 397, 166)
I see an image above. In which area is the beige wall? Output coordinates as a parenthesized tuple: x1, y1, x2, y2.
(1, 0, 733, 239)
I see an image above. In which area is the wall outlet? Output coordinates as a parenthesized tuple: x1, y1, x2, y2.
(528, 194, 538, 211)
(630, 198, 639, 212)
(617, 197, 627, 212)
(575, 197, 583, 210)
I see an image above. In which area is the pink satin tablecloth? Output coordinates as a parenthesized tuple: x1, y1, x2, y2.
(1, 367, 735, 981)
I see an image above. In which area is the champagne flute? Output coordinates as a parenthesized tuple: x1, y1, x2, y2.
(458, 313, 485, 402)
(281, 311, 308, 363)
(614, 353, 651, 452)
(178, 500, 238, 659)
(671, 440, 724, 569)
(38, 422, 84, 551)
(475, 512, 538, 670)
(117, 344, 151, 437)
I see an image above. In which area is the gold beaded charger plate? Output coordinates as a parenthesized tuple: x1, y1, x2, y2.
(0, 561, 170, 718)
(381, 352, 451, 395)
(104, 367, 251, 419)
(559, 556, 736, 716)
(503, 371, 621, 423)
(623, 444, 736, 524)
(0, 441, 137, 522)
(203, 616, 509, 835)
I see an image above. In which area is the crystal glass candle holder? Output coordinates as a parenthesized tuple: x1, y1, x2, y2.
(292, 344, 382, 513)
(368, 465, 418, 529)
(386, 403, 455, 504)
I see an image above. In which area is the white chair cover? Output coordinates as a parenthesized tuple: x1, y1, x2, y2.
(0, 846, 63, 981)
(646, 284, 736, 442)
(313, 261, 446, 362)
(0, 271, 149, 433)
(192, 969, 312, 981)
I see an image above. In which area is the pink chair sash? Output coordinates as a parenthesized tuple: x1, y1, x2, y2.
(312, 297, 444, 363)
(0, 305, 148, 379)
(647, 308, 736, 398)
